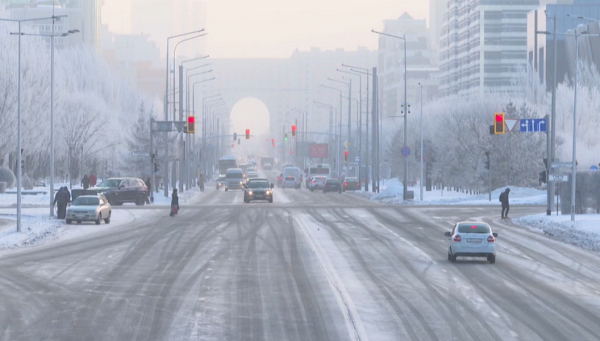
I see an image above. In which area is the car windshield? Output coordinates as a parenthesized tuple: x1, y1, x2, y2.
(73, 197, 99, 206)
(98, 179, 121, 187)
(458, 224, 491, 234)
(345, 178, 358, 181)
(326, 180, 339, 184)
(226, 173, 243, 179)
(247, 181, 269, 189)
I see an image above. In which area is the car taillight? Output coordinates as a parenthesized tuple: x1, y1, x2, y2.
(487, 235, 495, 242)
(278, 177, 281, 180)
(356, 183, 359, 186)
(453, 235, 461, 242)
(312, 180, 315, 183)
(344, 182, 347, 185)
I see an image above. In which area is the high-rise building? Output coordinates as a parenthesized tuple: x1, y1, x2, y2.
(439, 0, 539, 97)
(130, 0, 206, 60)
(377, 12, 436, 117)
(63, 0, 102, 51)
(527, 0, 600, 90)
(429, 0, 449, 66)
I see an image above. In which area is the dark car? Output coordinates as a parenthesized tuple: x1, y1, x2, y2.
(323, 179, 341, 193)
(216, 176, 226, 190)
(89, 177, 148, 206)
(343, 177, 361, 191)
(243, 178, 274, 203)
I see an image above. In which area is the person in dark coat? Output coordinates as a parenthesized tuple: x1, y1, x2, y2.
(170, 189, 179, 216)
(145, 177, 152, 193)
(81, 174, 90, 190)
(500, 188, 510, 219)
(54, 187, 68, 219)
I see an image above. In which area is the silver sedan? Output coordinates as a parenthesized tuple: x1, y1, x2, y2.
(66, 194, 112, 225)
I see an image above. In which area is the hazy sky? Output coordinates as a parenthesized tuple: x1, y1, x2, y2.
(103, 0, 429, 58)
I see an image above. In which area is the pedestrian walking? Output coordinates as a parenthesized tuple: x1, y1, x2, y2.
(499, 188, 510, 219)
(198, 172, 205, 192)
(81, 174, 90, 190)
(170, 189, 179, 217)
(54, 187, 69, 219)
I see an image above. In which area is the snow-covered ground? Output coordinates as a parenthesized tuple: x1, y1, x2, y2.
(0, 184, 203, 250)
(349, 178, 547, 205)
(515, 214, 600, 254)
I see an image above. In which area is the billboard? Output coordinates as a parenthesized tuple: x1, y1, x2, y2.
(309, 144, 328, 158)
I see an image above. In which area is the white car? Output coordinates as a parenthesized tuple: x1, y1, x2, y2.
(445, 222, 498, 263)
(66, 194, 111, 225)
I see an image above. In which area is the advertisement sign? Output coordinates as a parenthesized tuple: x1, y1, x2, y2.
(309, 144, 328, 158)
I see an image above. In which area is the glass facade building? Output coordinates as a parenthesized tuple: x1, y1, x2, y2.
(527, 0, 600, 89)
(439, 0, 539, 97)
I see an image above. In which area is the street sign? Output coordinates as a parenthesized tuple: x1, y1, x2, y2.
(549, 174, 568, 182)
(131, 151, 150, 157)
(591, 166, 599, 171)
(401, 147, 411, 157)
(551, 162, 573, 168)
(520, 118, 546, 132)
(355, 156, 359, 162)
(505, 118, 518, 132)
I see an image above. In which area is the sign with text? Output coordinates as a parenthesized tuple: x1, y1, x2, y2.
(309, 144, 328, 158)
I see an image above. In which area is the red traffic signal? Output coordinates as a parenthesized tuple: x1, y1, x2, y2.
(245, 129, 250, 140)
(494, 113, 504, 134)
(186, 116, 195, 133)
(291, 125, 297, 137)
(344, 151, 348, 162)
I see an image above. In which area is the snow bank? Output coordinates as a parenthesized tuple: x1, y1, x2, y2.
(362, 178, 546, 205)
(515, 214, 600, 253)
(0, 185, 203, 251)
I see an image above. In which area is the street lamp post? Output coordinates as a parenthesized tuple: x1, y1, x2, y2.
(372, 29, 408, 199)
(321, 85, 344, 178)
(337, 69, 364, 189)
(343, 64, 372, 191)
(328, 78, 352, 173)
(419, 83, 423, 201)
(2, 14, 70, 231)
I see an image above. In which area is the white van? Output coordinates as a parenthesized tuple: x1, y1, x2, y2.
(225, 168, 244, 191)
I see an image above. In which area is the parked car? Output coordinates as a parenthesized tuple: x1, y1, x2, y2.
(89, 177, 148, 206)
(66, 194, 111, 225)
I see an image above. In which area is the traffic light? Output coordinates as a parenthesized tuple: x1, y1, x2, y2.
(245, 129, 250, 140)
(272, 138, 275, 147)
(344, 151, 348, 162)
(291, 125, 297, 137)
(284, 133, 288, 141)
(186, 116, 195, 133)
(494, 113, 504, 134)
(154, 162, 159, 172)
(233, 132, 237, 141)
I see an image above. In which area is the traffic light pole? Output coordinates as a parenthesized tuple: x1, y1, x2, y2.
(150, 118, 155, 203)
(179, 66, 185, 193)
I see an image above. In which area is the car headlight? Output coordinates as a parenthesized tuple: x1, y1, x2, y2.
(248, 191, 253, 195)
(265, 190, 271, 195)
(240, 181, 243, 185)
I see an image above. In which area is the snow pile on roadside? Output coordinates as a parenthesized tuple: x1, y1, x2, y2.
(0, 210, 63, 249)
(515, 214, 600, 253)
(366, 178, 546, 205)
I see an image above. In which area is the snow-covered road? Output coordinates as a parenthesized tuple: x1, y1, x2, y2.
(0, 176, 599, 340)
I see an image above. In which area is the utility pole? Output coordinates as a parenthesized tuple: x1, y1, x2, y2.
(548, 14, 558, 215)
(371, 67, 378, 192)
(178, 65, 184, 192)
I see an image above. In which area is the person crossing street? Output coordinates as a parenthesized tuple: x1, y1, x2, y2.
(500, 188, 510, 219)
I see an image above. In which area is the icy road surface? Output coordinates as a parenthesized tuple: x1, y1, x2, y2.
(0, 173, 599, 340)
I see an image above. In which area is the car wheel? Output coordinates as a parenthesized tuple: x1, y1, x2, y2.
(136, 195, 146, 206)
(450, 254, 457, 263)
(488, 255, 496, 264)
(66, 219, 72, 224)
(269, 198, 273, 203)
(95, 214, 101, 225)
(225, 187, 228, 192)
(447, 253, 451, 261)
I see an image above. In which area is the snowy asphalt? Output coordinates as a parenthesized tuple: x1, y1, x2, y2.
(0, 176, 600, 340)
